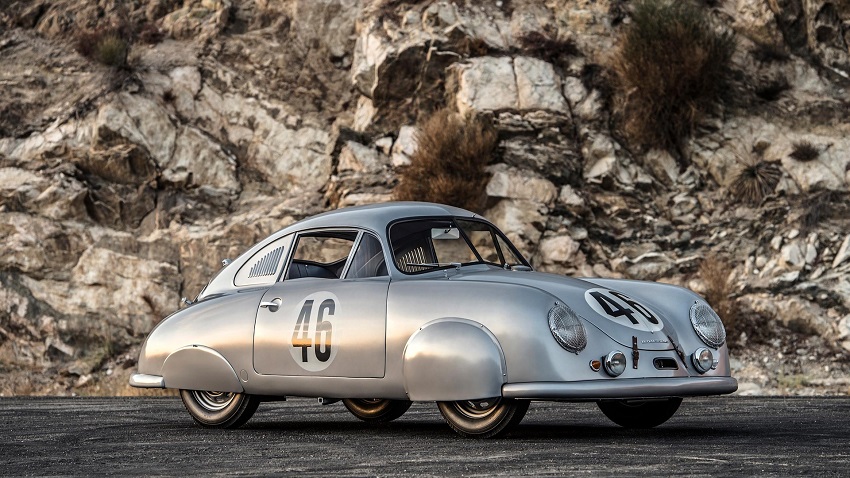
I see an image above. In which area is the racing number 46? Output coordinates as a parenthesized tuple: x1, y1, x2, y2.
(589, 290, 659, 325)
(292, 299, 334, 362)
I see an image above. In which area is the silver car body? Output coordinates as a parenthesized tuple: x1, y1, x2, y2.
(131, 202, 737, 401)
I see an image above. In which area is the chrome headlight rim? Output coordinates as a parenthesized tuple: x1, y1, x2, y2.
(689, 302, 727, 349)
(691, 347, 714, 374)
(603, 351, 627, 377)
(548, 302, 588, 354)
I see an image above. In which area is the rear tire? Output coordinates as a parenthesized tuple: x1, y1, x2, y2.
(597, 397, 682, 428)
(342, 398, 412, 423)
(437, 397, 529, 438)
(180, 389, 260, 428)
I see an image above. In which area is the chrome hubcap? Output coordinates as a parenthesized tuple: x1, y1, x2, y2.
(192, 391, 236, 412)
(454, 398, 501, 419)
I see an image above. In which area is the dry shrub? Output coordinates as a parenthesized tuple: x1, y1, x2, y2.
(394, 109, 497, 212)
(789, 140, 820, 162)
(699, 255, 738, 341)
(75, 22, 133, 68)
(731, 159, 782, 204)
(94, 35, 130, 67)
(610, 0, 735, 151)
(800, 190, 840, 233)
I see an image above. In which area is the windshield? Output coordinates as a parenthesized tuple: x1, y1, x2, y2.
(389, 217, 528, 274)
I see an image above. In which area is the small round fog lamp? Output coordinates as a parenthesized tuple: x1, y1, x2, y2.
(692, 347, 714, 374)
(603, 351, 627, 377)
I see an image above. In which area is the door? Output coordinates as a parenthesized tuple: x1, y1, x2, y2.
(253, 230, 389, 378)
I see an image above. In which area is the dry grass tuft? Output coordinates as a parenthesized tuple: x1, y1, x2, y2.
(394, 109, 497, 213)
(74, 15, 137, 69)
(699, 255, 738, 342)
(610, 0, 735, 151)
(789, 140, 820, 162)
(731, 159, 782, 204)
(799, 190, 839, 233)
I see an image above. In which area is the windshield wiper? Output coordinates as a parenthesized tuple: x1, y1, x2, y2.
(406, 262, 463, 271)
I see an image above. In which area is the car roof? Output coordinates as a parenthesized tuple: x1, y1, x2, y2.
(281, 202, 479, 235)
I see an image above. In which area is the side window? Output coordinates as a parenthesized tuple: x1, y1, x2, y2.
(286, 231, 357, 280)
(346, 233, 388, 279)
(234, 234, 294, 287)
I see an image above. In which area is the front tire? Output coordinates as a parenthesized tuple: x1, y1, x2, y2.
(597, 397, 682, 428)
(342, 398, 412, 423)
(180, 389, 260, 428)
(437, 397, 529, 438)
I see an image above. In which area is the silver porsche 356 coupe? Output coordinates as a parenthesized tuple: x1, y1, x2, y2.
(130, 202, 736, 437)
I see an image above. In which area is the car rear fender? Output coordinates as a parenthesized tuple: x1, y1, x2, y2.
(161, 345, 244, 393)
(402, 318, 506, 401)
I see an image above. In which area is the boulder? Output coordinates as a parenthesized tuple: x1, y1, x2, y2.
(485, 164, 558, 205)
(391, 126, 418, 168)
(453, 56, 518, 114)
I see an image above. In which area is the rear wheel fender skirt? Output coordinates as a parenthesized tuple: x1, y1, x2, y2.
(161, 345, 243, 393)
(402, 319, 506, 401)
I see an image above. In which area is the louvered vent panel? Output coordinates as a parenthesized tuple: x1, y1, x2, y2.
(248, 246, 284, 278)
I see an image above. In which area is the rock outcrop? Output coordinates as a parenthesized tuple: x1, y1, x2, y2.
(1, 0, 849, 396)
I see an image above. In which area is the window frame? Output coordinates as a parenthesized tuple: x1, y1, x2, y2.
(233, 233, 295, 287)
(342, 231, 389, 280)
(386, 216, 531, 276)
(280, 227, 389, 282)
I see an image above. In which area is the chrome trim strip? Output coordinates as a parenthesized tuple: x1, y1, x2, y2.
(129, 373, 166, 388)
(502, 377, 738, 400)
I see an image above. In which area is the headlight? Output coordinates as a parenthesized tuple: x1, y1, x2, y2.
(692, 347, 713, 374)
(603, 351, 627, 377)
(690, 303, 726, 348)
(548, 303, 587, 354)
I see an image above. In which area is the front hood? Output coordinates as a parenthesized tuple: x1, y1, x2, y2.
(450, 268, 678, 351)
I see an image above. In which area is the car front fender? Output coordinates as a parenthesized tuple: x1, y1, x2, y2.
(161, 345, 244, 393)
(402, 318, 506, 401)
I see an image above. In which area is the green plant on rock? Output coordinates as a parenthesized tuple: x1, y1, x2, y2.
(611, 0, 735, 152)
(393, 109, 497, 213)
(75, 24, 132, 69)
(94, 35, 130, 68)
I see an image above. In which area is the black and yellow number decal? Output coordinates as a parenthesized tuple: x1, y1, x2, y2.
(292, 299, 335, 363)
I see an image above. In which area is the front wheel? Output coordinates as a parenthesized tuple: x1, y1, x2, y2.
(437, 397, 529, 438)
(597, 397, 682, 428)
(180, 389, 260, 428)
(342, 398, 412, 423)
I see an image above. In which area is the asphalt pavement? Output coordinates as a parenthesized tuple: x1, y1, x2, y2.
(1, 396, 849, 476)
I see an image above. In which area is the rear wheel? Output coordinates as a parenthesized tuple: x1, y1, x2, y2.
(342, 398, 412, 423)
(180, 389, 260, 428)
(437, 397, 529, 438)
(597, 397, 682, 428)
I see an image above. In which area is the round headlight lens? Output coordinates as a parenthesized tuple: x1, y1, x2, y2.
(603, 351, 627, 377)
(548, 303, 587, 354)
(690, 303, 727, 348)
(692, 347, 714, 374)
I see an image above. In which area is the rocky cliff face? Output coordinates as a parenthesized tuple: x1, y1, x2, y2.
(1, 0, 849, 396)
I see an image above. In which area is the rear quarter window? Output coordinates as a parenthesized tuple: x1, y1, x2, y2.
(234, 234, 294, 287)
